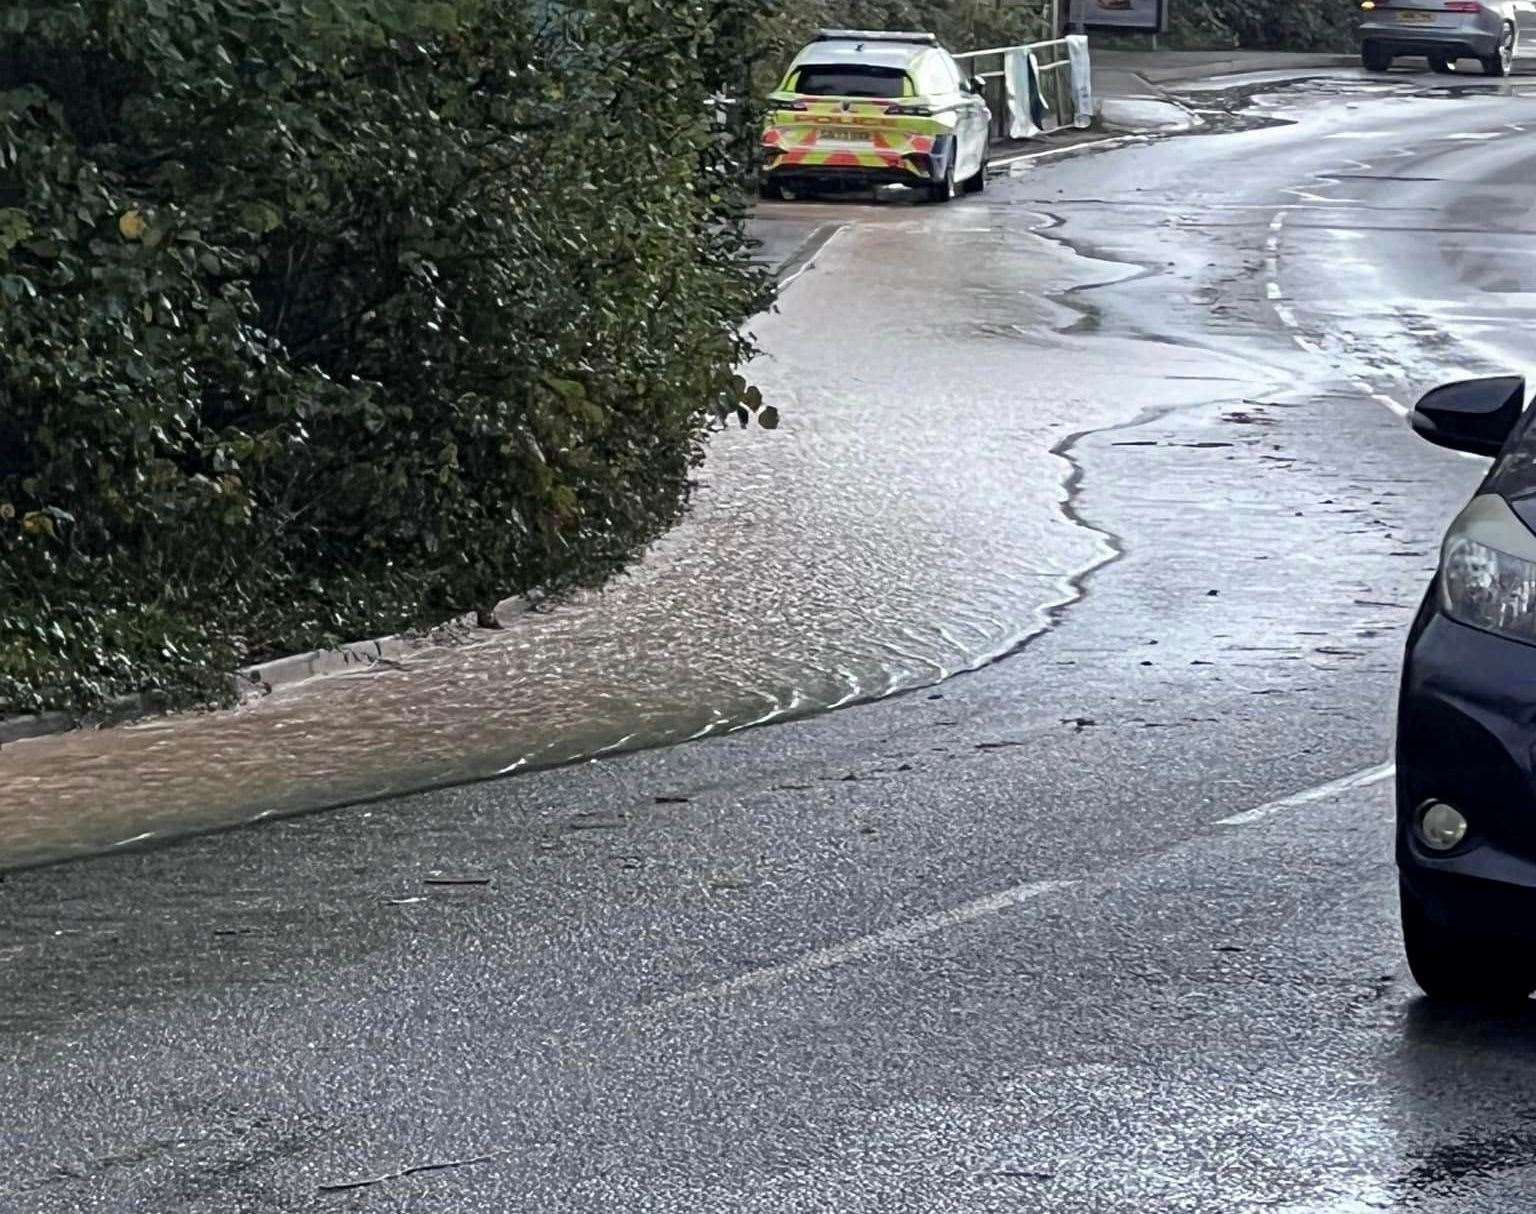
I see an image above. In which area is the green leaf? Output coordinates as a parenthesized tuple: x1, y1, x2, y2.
(0, 208, 31, 256)
(237, 202, 283, 235)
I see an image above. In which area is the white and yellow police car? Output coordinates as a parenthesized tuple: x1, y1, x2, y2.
(761, 29, 993, 203)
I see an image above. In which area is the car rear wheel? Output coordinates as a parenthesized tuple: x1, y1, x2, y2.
(1362, 42, 1393, 72)
(759, 180, 793, 202)
(925, 141, 958, 204)
(1481, 23, 1515, 75)
(1400, 879, 1536, 1004)
(962, 152, 988, 195)
(1428, 52, 1456, 73)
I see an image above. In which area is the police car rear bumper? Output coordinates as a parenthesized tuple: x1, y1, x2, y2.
(762, 138, 952, 189)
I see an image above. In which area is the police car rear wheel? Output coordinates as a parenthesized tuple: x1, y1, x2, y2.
(963, 154, 988, 195)
(926, 161, 956, 204)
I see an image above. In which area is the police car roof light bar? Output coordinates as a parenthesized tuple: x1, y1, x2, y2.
(813, 29, 941, 47)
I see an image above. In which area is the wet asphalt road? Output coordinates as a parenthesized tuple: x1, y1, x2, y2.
(10, 69, 1536, 1211)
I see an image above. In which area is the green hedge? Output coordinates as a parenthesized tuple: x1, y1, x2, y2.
(1162, 0, 1356, 50)
(0, 0, 771, 715)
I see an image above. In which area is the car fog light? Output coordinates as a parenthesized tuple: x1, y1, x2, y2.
(1417, 801, 1469, 852)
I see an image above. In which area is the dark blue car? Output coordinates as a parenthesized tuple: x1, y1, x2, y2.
(1400, 374, 1536, 1002)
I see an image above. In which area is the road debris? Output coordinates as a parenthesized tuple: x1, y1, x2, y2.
(318, 1149, 507, 1192)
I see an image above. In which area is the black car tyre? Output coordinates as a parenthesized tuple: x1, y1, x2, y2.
(1481, 23, 1515, 75)
(759, 180, 789, 201)
(1428, 53, 1456, 73)
(1400, 879, 1536, 1004)
(1363, 42, 1393, 72)
(926, 141, 958, 204)
(962, 152, 988, 195)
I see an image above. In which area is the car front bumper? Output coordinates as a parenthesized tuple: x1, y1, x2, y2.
(1359, 15, 1502, 57)
(1398, 599, 1536, 935)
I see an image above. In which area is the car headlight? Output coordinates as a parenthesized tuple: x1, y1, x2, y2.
(1440, 494, 1536, 645)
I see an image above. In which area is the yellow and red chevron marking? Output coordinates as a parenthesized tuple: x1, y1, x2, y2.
(763, 118, 932, 178)
(777, 146, 911, 171)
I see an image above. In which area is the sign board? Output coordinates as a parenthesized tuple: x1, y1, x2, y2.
(1067, 0, 1167, 34)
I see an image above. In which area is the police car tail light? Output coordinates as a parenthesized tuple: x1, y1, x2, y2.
(775, 99, 810, 112)
(1439, 495, 1536, 646)
(1444, 2, 1482, 12)
(886, 104, 932, 116)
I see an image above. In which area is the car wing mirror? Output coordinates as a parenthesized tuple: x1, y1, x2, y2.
(1410, 375, 1526, 457)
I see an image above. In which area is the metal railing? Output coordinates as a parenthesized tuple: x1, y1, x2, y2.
(953, 38, 1083, 141)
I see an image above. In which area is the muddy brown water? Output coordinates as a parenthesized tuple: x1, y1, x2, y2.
(0, 206, 1274, 868)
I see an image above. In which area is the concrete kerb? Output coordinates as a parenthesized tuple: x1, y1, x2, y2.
(0, 693, 163, 747)
(0, 640, 408, 748)
(236, 635, 408, 694)
(0, 711, 76, 747)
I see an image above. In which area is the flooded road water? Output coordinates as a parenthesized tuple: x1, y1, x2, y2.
(0, 201, 1275, 868)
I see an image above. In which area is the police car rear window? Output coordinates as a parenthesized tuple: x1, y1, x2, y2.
(793, 65, 910, 98)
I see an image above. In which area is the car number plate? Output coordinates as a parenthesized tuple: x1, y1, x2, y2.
(1398, 11, 1436, 23)
(825, 127, 874, 142)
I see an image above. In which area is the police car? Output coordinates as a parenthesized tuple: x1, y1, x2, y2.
(760, 30, 993, 203)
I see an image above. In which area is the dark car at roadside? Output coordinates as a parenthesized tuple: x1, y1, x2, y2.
(1398, 374, 1536, 1002)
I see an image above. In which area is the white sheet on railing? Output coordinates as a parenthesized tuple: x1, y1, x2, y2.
(1005, 49, 1042, 139)
(1066, 36, 1094, 129)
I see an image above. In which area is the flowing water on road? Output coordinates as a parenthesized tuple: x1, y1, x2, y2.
(0, 200, 1274, 867)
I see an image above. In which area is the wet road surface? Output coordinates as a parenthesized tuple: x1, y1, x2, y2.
(7, 67, 1536, 1211)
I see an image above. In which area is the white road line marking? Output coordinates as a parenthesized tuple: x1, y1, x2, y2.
(1218, 762, 1395, 827)
(1265, 282, 1283, 300)
(1341, 158, 1373, 171)
(1264, 236, 1280, 253)
(1274, 304, 1298, 327)
(111, 832, 156, 847)
(1373, 392, 1409, 418)
(1293, 335, 1323, 354)
(1270, 213, 1286, 232)
(776, 224, 847, 294)
(645, 879, 1076, 1014)
(992, 134, 1150, 169)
